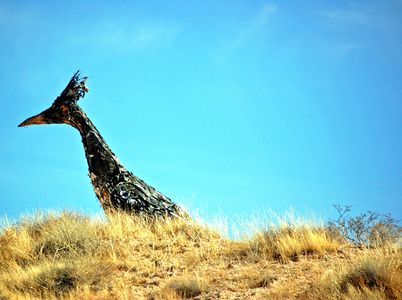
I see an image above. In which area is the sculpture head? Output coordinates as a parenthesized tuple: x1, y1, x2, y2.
(18, 71, 89, 127)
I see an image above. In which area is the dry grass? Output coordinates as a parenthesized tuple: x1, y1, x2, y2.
(240, 210, 340, 262)
(0, 208, 400, 299)
(309, 244, 402, 299)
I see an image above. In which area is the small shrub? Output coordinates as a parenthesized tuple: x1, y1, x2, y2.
(328, 204, 401, 247)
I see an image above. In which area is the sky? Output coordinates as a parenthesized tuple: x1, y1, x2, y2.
(0, 1, 401, 227)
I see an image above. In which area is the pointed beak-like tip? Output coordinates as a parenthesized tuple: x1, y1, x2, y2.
(18, 113, 48, 127)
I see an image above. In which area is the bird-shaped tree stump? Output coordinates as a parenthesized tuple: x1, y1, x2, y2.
(19, 71, 189, 221)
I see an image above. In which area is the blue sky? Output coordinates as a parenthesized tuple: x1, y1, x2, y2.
(1, 1, 401, 226)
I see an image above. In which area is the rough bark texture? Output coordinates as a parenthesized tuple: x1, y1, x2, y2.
(73, 103, 186, 220)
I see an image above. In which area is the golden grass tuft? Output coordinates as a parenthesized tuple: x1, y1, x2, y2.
(157, 275, 204, 299)
(311, 244, 402, 299)
(238, 210, 340, 261)
(0, 208, 399, 299)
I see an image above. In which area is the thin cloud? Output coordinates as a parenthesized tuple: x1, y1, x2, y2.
(315, 4, 402, 58)
(91, 22, 182, 52)
(231, 3, 278, 49)
(317, 9, 371, 26)
(210, 3, 278, 66)
(0, 3, 181, 55)
(316, 4, 400, 30)
(0, 4, 36, 29)
(316, 42, 363, 59)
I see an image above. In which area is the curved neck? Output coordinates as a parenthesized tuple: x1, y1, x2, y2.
(67, 103, 126, 178)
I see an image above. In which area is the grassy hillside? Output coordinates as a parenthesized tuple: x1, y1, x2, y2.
(0, 209, 400, 299)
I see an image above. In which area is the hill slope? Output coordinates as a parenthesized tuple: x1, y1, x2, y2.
(0, 209, 400, 299)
